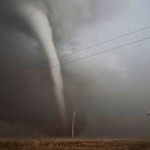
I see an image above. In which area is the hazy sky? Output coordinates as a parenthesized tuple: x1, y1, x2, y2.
(0, 0, 150, 137)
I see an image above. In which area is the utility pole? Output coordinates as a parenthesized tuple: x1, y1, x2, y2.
(145, 104, 150, 120)
(72, 111, 76, 138)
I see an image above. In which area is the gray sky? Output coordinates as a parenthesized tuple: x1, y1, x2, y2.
(0, 0, 150, 137)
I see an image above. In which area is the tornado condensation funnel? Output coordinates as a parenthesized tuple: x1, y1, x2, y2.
(15, 2, 67, 125)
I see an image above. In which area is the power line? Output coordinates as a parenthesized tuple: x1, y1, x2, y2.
(52, 36, 150, 68)
(55, 26, 150, 61)
(1, 36, 150, 85)
(2, 25, 150, 78)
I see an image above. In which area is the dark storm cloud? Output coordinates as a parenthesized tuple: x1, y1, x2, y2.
(2, 0, 149, 138)
(45, 0, 128, 52)
(0, 0, 128, 55)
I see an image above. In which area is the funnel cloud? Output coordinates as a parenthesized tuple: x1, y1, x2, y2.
(15, 1, 67, 125)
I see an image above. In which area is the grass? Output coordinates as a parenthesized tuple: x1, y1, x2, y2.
(0, 138, 150, 150)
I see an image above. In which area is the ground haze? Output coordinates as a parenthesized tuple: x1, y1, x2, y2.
(0, 138, 150, 150)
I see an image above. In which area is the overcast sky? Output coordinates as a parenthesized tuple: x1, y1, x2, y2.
(0, 0, 150, 137)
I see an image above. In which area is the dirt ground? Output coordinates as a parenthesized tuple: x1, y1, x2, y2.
(0, 138, 150, 150)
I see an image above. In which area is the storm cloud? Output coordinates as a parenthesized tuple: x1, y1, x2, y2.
(0, 0, 150, 137)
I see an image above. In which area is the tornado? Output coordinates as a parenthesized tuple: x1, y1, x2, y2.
(15, 1, 67, 125)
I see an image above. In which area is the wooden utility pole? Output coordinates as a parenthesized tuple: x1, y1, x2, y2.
(72, 111, 76, 138)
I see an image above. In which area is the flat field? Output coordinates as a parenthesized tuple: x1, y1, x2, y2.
(0, 138, 150, 150)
